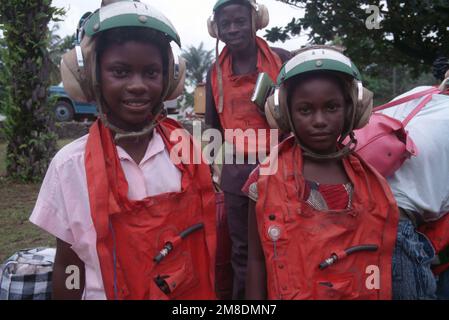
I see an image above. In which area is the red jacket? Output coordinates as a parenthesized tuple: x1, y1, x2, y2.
(85, 118, 217, 299)
(211, 37, 282, 155)
(256, 137, 399, 299)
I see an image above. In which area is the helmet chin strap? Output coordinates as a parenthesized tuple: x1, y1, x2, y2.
(298, 132, 358, 160)
(100, 104, 166, 142)
(102, 108, 166, 142)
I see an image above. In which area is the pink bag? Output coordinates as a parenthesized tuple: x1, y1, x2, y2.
(352, 87, 440, 178)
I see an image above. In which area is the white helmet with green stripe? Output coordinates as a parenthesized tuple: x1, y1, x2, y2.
(278, 48, 362, 83)
(60, 0, 185, 139)
(265, 45, 373, 159)
(83, 1, 181, 46)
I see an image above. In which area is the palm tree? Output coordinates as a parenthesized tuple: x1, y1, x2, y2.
(47, 24, 75, 85)
(181, 42, 214, 86)
(179, 42, 213, 110)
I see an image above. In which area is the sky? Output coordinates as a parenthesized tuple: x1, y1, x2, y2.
(50, 0, 308, 55)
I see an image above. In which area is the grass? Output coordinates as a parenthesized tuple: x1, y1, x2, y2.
(0, 139, 73, 262)
(0, 180, 54, 262)
(58, 139, 74, 149)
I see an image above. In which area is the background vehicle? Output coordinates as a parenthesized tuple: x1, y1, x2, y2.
(49, 85, 97, 122)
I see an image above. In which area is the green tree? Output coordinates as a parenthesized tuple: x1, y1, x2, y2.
(180, 42, 213, 109)
(364, 65, 435, 105)
(181, 42, 214, 86)
(0, 38, 7, 114)
(267, 0, 449, 75)
(47, 24, 75, 85)
(0, 0, 64, 181)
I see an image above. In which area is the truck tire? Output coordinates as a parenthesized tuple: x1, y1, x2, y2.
(54, 100, 74, 122)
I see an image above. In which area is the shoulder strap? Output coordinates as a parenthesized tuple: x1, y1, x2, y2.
(402, 93, 433, 127)
(374, 87, 440, 112)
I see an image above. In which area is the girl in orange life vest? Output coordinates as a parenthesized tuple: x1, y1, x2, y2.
(29, 1, 216, 300)
(244, 46, 399, 300)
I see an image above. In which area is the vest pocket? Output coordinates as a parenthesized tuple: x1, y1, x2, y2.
(230, 96, 268, 129)
(314, 274, 356, 300)
(151, 252, 199, 299)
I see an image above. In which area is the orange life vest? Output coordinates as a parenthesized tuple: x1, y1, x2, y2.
(256, 137, 399, 300)
(85, 118, 216, 300)
(211, 37, 282, 155)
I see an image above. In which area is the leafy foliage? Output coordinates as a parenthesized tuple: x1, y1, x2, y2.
(179, 42, 213, 109)
(181, 42, 214, 86)
(364, 65, 435, 105)
(47, 24, 75, 85)
(0, 39, 7, 114)
(0, 0, 64, 181)
(265, 17, 302, 43)
(268, 0, 449, 75)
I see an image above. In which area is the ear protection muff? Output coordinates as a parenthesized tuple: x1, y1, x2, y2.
(264, 85, 290, 132)
(207, 0, 269, 39)
(165, 54, 187, 101)
(60, 50, 91, 103)
(60, 34, 96, 103)
(60, 1, 184, 103)
(253, 2, 269, 30)
(353, 86, 373, 129)
(61, 40, 185, 104)
(207, 15, 219, 39)
(440, 74, 449, 92)
(60, 0, 185, 139)
(440, 78, 449, 92)
(265, 76, 373, 133)
(264, 45, 374, 159)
